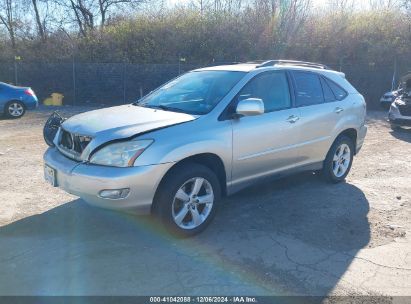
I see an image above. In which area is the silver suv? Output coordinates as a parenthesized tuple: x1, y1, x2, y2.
(44, 60, 367, 236)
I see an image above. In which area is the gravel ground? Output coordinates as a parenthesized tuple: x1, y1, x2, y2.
(0, 106, 410, 298)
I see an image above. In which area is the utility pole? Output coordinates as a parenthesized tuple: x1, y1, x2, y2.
(392, 58, 397, 91)
(123, 59, 127, 104)
(178, 54, 181, 75)
(14, 55, 21, 85)
(72, 54, 76, 106)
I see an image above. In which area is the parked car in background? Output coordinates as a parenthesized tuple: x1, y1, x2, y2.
(380, 90, 399, 110)
(0, 82, 38, 118)
(43, 60, 367, 236)
(389, 73, 411, 129)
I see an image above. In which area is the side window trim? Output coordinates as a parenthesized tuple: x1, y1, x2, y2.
(285, 70, 297, 108)
(218, 70, 293, 121)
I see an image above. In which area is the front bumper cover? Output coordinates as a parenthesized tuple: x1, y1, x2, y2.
(43, 147, 174, 214)
(389, 104, 411, 127)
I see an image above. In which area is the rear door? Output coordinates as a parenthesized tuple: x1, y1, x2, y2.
(231, 70, 302, 187)
(290, 71, 347, 165)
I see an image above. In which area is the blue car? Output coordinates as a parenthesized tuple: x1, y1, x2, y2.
(0, 82, 38, 118)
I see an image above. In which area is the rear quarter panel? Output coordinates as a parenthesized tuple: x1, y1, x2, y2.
(320, 71, 366, 148)
(330, 93, 366, 150)
(0, 86, 34, 112)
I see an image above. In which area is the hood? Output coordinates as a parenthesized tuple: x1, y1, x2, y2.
(60, 105, 197, 158)
(62, 104, 196, 138)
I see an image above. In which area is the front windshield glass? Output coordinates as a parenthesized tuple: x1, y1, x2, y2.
(137, 70, 246, 115)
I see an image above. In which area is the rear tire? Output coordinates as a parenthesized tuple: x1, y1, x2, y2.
(322, 135, 354, 183)
(5, 101, 25, 119)
(153, 163, 221, 237)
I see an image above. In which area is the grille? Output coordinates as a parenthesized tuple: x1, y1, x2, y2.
(398, 104, 411, 117)
(58, 129, 92, 159)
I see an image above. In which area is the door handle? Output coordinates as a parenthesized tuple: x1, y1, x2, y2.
(335, 107, 344, 114)
(286, 115, 300, 123)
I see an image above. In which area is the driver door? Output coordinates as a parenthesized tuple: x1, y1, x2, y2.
(231, 71, 302, 188)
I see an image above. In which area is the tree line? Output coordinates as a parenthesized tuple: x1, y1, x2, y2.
(0, 0, 410, 68)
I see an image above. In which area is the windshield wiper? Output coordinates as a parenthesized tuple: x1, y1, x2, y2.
(146, 105, 188, 113)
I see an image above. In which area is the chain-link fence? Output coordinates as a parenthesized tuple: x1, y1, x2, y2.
(0, 61, 203, 107)
(0, 60, 409, 109)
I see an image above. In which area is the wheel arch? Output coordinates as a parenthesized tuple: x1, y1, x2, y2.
(4, 99, 26, 109)
(151, 153, 228, 213)
(336, 128, 357, 154)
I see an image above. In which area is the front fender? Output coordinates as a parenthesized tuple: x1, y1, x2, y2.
(134, 119, 233, 175)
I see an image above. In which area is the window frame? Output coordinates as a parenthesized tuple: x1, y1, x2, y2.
(290, 70, 326, 108)
(219, 70, 294, 120)
(321, 75, 348, 101)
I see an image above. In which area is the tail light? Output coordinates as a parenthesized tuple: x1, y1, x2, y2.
(24, 88, 35, 96)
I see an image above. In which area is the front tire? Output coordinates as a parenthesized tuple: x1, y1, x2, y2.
(322, 135, 354, 183)
(153, 163, 221, 237)
(5, 101, 26, 118)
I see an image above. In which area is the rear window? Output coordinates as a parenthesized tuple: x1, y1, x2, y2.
(323, 77, 348, 100)
(320, 77, 336, 102)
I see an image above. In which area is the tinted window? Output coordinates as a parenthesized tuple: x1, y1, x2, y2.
(293, 71, 324, 106)
(320, 77, 336, 102)
(324, 77, 348, 100)
(238, 72, 291, 113)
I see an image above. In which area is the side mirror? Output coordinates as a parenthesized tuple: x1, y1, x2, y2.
(235, 98, 264, 117)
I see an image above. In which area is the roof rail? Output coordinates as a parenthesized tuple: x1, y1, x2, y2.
(255, 60, 330, 70)
(245, 60, 268, 64)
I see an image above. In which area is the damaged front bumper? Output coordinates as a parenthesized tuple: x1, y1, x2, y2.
(388, 103, 411, 127)
(43, 147, 174, 214)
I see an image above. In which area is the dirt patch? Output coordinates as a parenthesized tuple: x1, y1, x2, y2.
(0, 106, 411, 296)
(1, 107, 410, 245)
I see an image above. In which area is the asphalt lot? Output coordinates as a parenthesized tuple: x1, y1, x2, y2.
(0, 107, 410, 298)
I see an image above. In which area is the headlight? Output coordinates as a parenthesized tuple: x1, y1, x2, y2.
(89, 139, 153, 167)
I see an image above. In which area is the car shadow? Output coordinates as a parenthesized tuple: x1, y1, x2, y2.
(390, 127, 411, 143)
(0, 115, 12, 120)
(0, 172, 370, 296)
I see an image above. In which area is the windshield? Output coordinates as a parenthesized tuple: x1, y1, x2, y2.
(136, 70, 246, 115)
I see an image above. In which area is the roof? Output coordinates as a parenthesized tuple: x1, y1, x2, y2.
(196, 64, 258, 72)
(195, 60, 338, 74)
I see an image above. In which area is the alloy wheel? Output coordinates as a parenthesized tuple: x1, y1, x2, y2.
(8, 102, 24, 117)
(332, 143, 351, 178)
(172, 177, 214, 230)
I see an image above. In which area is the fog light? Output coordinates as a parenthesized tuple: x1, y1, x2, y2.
(99, 188, 130, 199)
